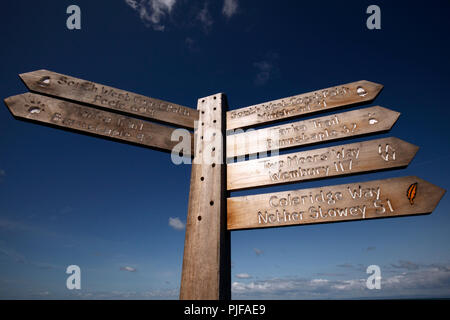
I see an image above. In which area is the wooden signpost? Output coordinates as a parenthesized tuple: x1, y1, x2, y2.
(3, 70, 445, 300)
(226, 80, 383, 130)
(4, 92, 194, 154)
(227, 176, 445, 230)
(20, 69, 198, 129)
(227, 137, 418, 190)
(226, 106, 399, 158)
(180, 94, 230, 300)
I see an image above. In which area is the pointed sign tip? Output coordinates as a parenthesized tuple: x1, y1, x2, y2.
(392, 137, 420, 157)
(3, 94, 20, 116)
(19, 69, 51, 88)
(413, 176, 446, 197)
(377, 105, 401, 118)
(358, 80, 384, 99)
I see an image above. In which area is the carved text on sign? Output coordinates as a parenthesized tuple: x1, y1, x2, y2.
(227, 177, 446, 230)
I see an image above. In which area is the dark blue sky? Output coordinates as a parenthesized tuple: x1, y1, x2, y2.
(1, 0, 449, 299)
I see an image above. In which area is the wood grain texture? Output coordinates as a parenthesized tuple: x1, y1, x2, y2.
(226, 106, 400, 158)
(20, 69, 199, 129)
(227, 176, 445, 230)
(180, 94, 230, 300)
(227, 137, 418, 190)
(227, 80, 383, 130)
(4, 92, 193, 155)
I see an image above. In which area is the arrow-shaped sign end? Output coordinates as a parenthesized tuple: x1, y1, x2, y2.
(372, 106, 401, 130)
(19, 70, 52, 91)
(356, 80, 384, 101)
(4, 94, 21, 117)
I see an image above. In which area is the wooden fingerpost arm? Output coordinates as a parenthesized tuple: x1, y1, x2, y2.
(179, 93, 231, 300)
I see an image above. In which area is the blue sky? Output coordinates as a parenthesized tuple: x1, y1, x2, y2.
(1, 0, 450, 299)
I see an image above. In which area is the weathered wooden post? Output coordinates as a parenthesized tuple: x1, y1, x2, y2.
(179, 93, 231, 300)
(4, 71, 446, 301)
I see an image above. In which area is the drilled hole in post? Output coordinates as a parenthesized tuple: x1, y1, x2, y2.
(197, 216, 202, 221)
(202, 122, 204, 126)
(202, 111, 205, 114)
(200, 177, 204, 181)
(212, 147, 215, 152)
(210, 201, 214, 206)
(201, 136, 203, 140)
(202, 99, 205, 103)
(213, 120, 216, 123)
(212, 163, 216, 168)
(213, 96, 217, 100)
(213, 107, 217, 111)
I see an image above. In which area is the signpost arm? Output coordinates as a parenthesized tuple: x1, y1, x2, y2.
(180, 93, 231, 300)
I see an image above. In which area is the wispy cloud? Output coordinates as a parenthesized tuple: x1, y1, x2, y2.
(185, 37, 199, 52)
(13, 288, 179, 299)
(235, 273, 252, 279)
(50, 206, 75, 221)
(125, 0, 240, 33)
(168, 217, 185, 230)
(124, 0, 177, 31)
(120, 266, 137, 272)
(0, 169, 5, 176)
(315, 272, 346, 277)
(336, 263, 353, 269)
(232, 261, 450, 299)
(336, 263, 367, 273)
(0, 241, 59, 270)
(197, 2, 213, 32)
(0, 244, 27, 264)
(253, 52, 279, 86)
(391, 260, 420, 271)
(365, 246, 376, 252)
(74, 288, 179, 299)
(222, 0, 238, 18)
(254, 248, 263, 256)
(0, 218, 34, 232)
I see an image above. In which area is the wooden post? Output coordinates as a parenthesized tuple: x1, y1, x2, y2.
(180, 93, 231, 300)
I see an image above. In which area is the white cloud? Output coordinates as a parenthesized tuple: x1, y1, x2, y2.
(310, 278, 329, 285)
(235, 273, 252, 279)
(197, 3, 213, 32)
(391, 260, 420, 270)
(125, 0, 138, 9)
(169, 217, 185, 230)
(222, 0, 238, 18)
(232, 262, 450, 299)
(254, 248, 263, 256)
(124, 0, 177, 31)
(120, 266, 137, 272)
(331, 279, 364, 291)
(73, 288, 178, 299)
(253, 61, 273, 86)
(253, 52, 279, 86)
